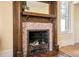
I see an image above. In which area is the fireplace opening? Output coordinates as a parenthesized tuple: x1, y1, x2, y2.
(28, 30, 49, 56)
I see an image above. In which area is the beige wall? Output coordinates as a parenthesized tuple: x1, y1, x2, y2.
(57, 2, 75, 47)
(0, 2, 13, 56)
(74, 4, 79, 43)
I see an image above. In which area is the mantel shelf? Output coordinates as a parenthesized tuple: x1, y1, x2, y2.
(22, 11, 56, 19)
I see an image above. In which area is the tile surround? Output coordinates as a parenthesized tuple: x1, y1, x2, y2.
(22, 22, 53, 56)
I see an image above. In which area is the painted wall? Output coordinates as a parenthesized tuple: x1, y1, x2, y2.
(57, 2, 75, 48)
(74, 4, 79, 43)
(0, 2, 13, 57)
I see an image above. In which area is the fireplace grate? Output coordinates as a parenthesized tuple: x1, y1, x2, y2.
(28, 31, 49, 56)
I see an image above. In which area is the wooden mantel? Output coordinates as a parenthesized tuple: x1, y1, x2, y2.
(22, 11, 56, 19)
(13, 1, 59, 57)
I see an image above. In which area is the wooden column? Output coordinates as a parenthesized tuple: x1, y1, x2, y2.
(13, 1, 23, 57)
(52, 1, 59, 51)
(49, 1, 59, 51)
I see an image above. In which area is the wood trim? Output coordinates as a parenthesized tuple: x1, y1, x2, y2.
(22, 11, 56, 18)
(49, 2, 52, 14)
(13, 2, 18, 56)
(52, 2, 59, 51)
(40, 1, 51, 4)
(13, 1, 23, 57)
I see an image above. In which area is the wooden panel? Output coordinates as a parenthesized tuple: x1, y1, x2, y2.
(13, 2, 18, 56)
(22, 11, 56, 18)
(13, 1, 23, 57)
(22, 16, 54, 23)
(52, 2, 59, 51)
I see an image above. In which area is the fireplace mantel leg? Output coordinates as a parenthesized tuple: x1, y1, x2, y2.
(13, 1, 23, 57)
(17, 50, 23, 57)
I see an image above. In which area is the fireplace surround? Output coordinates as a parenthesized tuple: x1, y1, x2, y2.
(22, 22, 53, 56)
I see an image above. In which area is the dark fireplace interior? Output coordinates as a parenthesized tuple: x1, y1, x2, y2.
(28, 30, 49, 56)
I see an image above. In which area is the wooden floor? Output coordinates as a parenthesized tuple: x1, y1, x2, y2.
(59, 43, 79, 57)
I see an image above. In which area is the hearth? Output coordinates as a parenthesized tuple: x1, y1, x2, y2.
(28, 30, 49, 56)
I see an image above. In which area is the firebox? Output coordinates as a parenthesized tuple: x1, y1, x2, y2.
(27, 30, 49, 56)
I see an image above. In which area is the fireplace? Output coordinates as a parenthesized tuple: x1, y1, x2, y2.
(13, 1, 59, 56)
(28, 30, 49, 56)
(23, 22, 53, 56)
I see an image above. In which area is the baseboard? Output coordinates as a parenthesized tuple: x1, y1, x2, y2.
(75, 41, 79, 44)
(75, 42, 79, 44)
(59, 43, 75, 48)
(0, 49, 13, 57)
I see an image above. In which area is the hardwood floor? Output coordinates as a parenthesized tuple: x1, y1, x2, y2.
(59, 43, 79, 57)
(55, 51, 71, 57)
